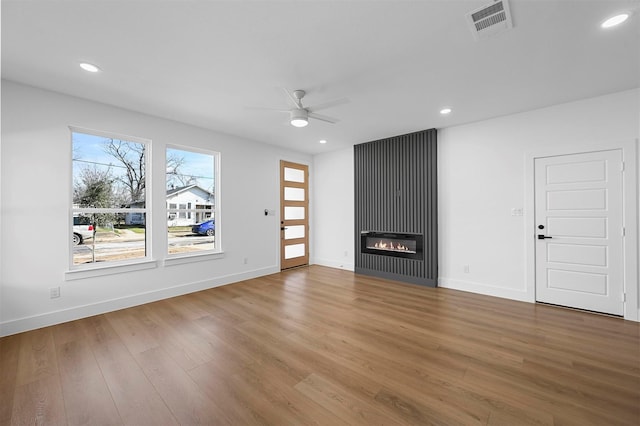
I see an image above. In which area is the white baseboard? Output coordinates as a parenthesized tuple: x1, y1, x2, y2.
(311, 257, 355, 271)
(439, 278, 639, 323)
(438, 277, 532, 303)
(0, 266, 279, 337)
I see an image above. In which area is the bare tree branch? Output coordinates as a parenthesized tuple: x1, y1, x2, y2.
(104, 139, 146, 203)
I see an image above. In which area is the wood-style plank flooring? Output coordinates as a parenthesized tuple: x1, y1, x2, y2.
(1, 265, 639, 425)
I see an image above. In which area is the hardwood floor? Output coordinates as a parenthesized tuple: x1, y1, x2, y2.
(1, 265, 639, 425)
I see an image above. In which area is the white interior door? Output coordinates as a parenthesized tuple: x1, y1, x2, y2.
(535, 150, 624, 315)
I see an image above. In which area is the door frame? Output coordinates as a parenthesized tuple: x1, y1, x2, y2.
(524, 140, 638, 321)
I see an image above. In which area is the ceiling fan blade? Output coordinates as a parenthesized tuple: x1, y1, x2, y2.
(308, 112, 339, 124)
(283, 88, 303, 109)
(307, 97, 350, 113)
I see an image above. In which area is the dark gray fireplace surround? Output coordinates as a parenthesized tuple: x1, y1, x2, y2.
(355, 128, 437, 287)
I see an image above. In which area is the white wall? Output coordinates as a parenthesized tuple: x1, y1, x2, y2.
(311, 147, 354, 270)
(439, 89, 639, 318)
(3, 82, 638, 336)
(0, 80, 311, 336)
(312, 89, 639, 319)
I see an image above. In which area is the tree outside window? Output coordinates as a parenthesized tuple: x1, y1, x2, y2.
(71, 130, 149, 266)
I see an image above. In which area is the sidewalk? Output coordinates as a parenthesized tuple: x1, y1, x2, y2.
(95, 228, 144, 241)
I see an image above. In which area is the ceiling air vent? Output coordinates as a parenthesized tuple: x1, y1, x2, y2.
(466, 0, 513, 41)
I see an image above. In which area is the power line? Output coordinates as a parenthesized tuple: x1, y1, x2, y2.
(75, 160, 213, 180)
(168, 172, 214, 181)
(73, 159, 215, 180)
(73, 158, 128, 169)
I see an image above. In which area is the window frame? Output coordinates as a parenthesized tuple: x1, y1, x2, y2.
(165, 144, 222, 262)
(66, 126, 154, 278)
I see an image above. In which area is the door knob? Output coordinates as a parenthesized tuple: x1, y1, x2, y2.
(537, 235, 552, 239)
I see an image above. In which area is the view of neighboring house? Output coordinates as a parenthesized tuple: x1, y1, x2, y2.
(124, 184, 214, 226)
(166, 184, 214, 227)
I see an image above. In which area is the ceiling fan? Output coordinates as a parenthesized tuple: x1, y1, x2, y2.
(250, 88, 349, 128)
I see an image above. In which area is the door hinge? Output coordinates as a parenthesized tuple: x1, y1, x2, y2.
(621, 161, 625, 172)
(622, 227, 625, 237)
(622, 292, 626, 302)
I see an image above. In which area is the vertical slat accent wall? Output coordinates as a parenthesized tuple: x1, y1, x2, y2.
(354, 128, 437, 287)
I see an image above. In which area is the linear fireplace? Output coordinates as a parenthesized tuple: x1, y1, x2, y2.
(361, 231, 423, 260)
(354, 128, 437, 287)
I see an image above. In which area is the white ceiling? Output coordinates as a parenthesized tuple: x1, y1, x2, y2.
(2, 0, 639, 154)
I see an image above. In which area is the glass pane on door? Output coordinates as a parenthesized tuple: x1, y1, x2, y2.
(284, 243, 305, 259)
(284, 225, 305, 240)
(284, 206, 305, 220)
(284, 167, 305, 183)
(284, 187, 305, 201)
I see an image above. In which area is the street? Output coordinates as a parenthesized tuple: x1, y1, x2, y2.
(73, 233, 215, 264)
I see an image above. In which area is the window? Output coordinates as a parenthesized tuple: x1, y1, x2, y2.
(71, 130, 149, 267)
(166, 146, 219, 256)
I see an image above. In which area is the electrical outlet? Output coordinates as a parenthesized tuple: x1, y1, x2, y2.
(243, 257, 248, 264)
(463, 265, 470, 273)
(50, 287, 60, 299)
(344, 250, 348, 257)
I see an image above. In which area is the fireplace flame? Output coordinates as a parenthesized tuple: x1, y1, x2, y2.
(374, 240, 410, 252)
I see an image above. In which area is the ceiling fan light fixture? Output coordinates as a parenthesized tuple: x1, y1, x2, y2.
(290, 109, 309, 127)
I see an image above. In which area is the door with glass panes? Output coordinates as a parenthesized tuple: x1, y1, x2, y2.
(280, 161, 309, 269)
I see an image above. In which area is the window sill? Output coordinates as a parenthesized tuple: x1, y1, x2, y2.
(65, 259, 158, 281)
(164, 251, 225, 266)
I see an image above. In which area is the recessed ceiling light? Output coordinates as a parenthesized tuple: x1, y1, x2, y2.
(319, 139, 327, 144)
(601, 13, 629, 28)
(79, 62, 100, 73)
(440, 108, 452, 115)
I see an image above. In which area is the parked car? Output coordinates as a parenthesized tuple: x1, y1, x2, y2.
(73, 216, 95, 245)
(192, 219, 214, 236)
